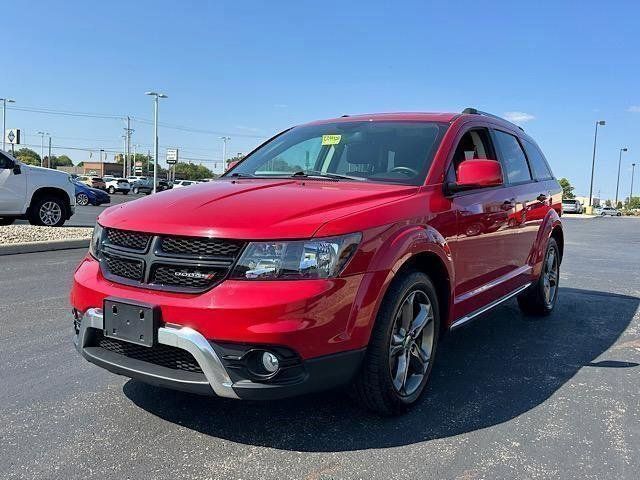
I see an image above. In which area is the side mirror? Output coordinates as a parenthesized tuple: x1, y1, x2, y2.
(13, 163, 21, 175)
(448, 159, 503, 193)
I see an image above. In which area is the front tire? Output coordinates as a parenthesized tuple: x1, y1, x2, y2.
(518, 238, 559, 316)
(108, 186, 115, 194)
(28, 196, 66, 227)
(353, 270, 440, 415)
(133, 187, 139, 194)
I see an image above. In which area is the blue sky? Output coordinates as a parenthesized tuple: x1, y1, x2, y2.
(3, 0, 640, 197)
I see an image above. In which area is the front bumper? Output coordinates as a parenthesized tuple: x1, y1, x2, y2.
(74, 308, 364, 399)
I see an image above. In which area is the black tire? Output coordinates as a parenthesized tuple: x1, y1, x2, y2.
(28, 196, 66, 227)
(0, 217, 15, 226)
(108, 186, 115, 194)
(76, 193, 90, 206)
(517, 238, 560, 316)
(353, 270, 440, 415)
(133, 187, 139, 195)
(122, 191, 128, 195)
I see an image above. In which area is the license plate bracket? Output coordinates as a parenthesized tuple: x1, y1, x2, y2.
(103, 298, 159, 347)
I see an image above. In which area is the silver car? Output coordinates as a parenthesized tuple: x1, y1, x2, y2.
(594, 206, 622, 216)
(561, 199, 583, 213)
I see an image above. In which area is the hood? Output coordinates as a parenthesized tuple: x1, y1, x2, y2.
(98, 178, 417, 239)
(22, 163, 70, 179)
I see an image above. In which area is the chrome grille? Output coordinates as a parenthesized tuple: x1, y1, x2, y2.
(160, 236, 244, 259)
(103, 253, 144, 281)
(95, 332, 203, 373)
(98, 230, 245, 293)
(106, 228, 150, 251)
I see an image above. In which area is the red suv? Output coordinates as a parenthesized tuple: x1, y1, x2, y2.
(72, 109, 563, 415)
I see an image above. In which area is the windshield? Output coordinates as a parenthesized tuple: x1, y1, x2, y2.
(226, 121, 448, 185)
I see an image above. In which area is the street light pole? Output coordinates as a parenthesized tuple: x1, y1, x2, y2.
(145, 92, 168, 194)
(48, 136, 52, 168)
(615, 147, 628, 207)
(99, 149, 104, 176)
(220, 136, 230, 173)
(588, 120, 606, 208)
(37, 131, 48, 167)
(631, 163, 637, 205)
(1, 97, 15, 151)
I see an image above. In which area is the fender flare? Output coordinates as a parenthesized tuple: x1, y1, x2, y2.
(344, 224, 455, 345)
(528, 209, 563, 277)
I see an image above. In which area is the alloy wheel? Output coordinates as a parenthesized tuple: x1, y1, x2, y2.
(77, 193, 89, 206)
(542, 247, 559, 307)
(389, 290, 435, 397)
(39, 201, 62, 226)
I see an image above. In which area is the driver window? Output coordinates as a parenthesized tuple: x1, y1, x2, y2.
(451, 129, 492, 173)
(0, 152, 14, 169)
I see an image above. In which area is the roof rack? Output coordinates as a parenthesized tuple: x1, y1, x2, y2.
(461, 108, 524, 131)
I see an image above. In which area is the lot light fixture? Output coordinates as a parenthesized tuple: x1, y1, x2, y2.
(588, 120, 606, 207)
(1, 97, 15, 151)
(145, 92, 168, 193)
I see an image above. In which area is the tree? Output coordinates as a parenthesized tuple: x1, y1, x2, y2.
(628, 197, 640, 209)
(558, 178, 575, 199)
(617, 201, 623, 209)
(605, 199, 612, 207)
(173, 162, 214, 180)
(13, 147, 41, 166)
(53, 155, 73, 167)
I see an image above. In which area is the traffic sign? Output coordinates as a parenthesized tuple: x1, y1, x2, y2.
(5, 128, 20, 145)
(166, 148, 178, 165)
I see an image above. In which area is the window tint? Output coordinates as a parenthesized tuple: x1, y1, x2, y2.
(493, 131, 532, 183)
(522, 139, 553, 180)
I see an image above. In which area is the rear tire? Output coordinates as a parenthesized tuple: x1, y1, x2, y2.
(28, 196, 66, 227)
(517, 238, 559, 316)
(108, 186, 115, 194)
(76, 193, 90, 206)
(353, 270, 440, 415)
(133, 187, 139, 194)
(122, 191, 128, 195)
(0, 217, 15, 226)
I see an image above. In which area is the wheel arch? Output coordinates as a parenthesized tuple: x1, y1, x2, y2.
(29, 187, 72, 219)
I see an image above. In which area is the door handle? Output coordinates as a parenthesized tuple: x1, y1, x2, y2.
(537, 193, 547, 202)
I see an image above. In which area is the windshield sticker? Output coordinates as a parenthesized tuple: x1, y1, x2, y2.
(321, 134, 342, 146)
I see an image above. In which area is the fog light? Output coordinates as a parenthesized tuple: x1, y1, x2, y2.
(261, 351, 279, 374)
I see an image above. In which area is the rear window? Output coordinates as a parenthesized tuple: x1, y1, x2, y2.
(562, 199, 577, 204)
(522, 139, 553, 180)
(93, 177, 103, 182)
(493, 130, 532, 184)
(117, 179, 128, 184)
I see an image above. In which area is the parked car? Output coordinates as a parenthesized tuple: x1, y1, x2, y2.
(172, 179, 199, 188)
(594, 206, 621, 216)
(130, 178, 153, 195)
(73, 181, 111, 206)
(157, 179, 172, 191)
(561, 198, 583, 214)
(105, 178, 131, 195)
(78, 175, 107, 190)
(0, 149, 76, 226)
(72, 109, 563, 415)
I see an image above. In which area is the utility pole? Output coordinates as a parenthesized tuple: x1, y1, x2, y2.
(145, 92, 168, 194)
(631, 163, 637, 205)
(38, 131, 48, 167)
(1, 97, 15, 151)
(48, 136, 52, 168)
(99, 149, 105, 176)
(220, 136, 230, 173)
(588, 120, 606, 208)
(122, 135, 127, 177)
(615, 147, 628, 207)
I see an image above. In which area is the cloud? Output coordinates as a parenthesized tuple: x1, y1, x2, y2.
(503, 111, 536, 124)
(627, 105, 640, 113)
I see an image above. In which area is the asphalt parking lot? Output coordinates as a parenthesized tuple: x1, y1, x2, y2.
(1, 217, 638, 480)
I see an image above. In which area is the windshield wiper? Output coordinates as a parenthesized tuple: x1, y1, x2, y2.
(227, 172, 256, 178)
(290, 170, 366, 181)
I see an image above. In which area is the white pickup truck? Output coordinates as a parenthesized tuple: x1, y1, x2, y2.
(0, 150, 76, 226)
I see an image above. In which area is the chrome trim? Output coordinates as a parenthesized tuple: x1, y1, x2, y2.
(450, 282, 532, 330)
(455, 265, 531, 303)
(74, 308, 239, 399)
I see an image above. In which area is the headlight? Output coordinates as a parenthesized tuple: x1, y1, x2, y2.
(89, 224, 104, 259)
(230, 233, 361, 280)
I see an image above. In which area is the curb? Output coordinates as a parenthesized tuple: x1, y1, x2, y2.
(0, 238, 90, 256)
